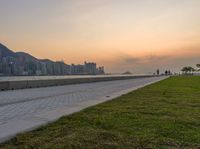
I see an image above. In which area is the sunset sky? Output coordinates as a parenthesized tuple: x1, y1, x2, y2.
(0, 0, 200, 74)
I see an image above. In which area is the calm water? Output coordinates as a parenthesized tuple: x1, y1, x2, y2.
(0, 74, 148, 81)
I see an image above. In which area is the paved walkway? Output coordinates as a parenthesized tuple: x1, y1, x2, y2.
(0, 76, 167, 143)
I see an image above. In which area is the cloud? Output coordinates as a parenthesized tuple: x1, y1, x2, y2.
(121, 55, 140, 64)
(119, 53, 170, 65)
(145, 54, 169, 62)
(107, 50, 200, 74)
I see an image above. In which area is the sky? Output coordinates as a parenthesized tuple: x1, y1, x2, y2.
(0, 0, 200, 74)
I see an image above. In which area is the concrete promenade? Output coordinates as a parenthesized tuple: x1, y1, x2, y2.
(0, 76, 167, 143)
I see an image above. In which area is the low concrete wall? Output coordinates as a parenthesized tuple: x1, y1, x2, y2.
(0, 75, 156, 91)
(9, 81, 28, 90)
(0, 81, 9, 91)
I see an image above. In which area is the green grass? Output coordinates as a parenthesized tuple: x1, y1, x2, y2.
(1, 76, 200, 149)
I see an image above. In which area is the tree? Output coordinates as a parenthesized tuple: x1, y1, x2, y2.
(181, 66, 195, 75)
(196, 64, 200, 71)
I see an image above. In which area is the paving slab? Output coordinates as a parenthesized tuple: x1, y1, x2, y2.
(0, 76, 168, 143)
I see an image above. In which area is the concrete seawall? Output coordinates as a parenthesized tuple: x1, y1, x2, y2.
(0, 75, 156, 91)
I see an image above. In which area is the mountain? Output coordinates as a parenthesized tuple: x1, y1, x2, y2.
(0, 43, 38, 62)
(16, 52, 37, 60)
(16, 52, 38, 63)
(40, 59, 54, 63)
(0, 43, 16, 58)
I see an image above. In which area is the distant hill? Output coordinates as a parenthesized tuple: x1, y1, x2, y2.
(16, 52, 37, 60)
(0, 43, 16, 58)
(0, 43, 38, 61)
(122, 71, 132, 75)
(16, 52, 38, 63)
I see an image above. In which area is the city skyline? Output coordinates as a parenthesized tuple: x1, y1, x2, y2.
(0, 0, 200, 74)
(0, 43, 105, 76)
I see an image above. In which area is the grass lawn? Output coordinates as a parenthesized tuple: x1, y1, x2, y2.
(1, 76, 200, 149)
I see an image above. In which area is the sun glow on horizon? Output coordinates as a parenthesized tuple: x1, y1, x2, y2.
(0, 0, 200, 73)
